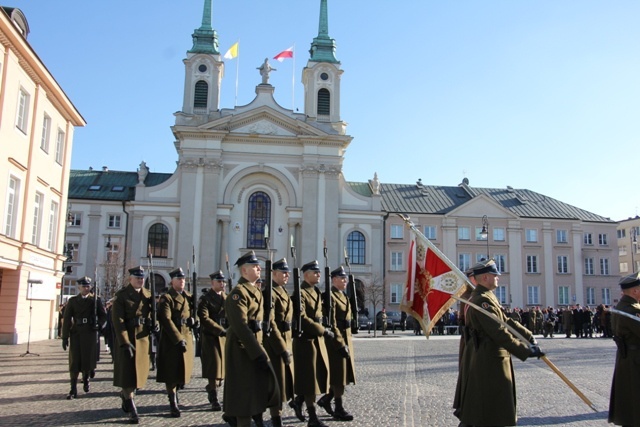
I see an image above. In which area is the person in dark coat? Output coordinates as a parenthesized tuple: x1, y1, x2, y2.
(263, 258, 294, 427)
(61, 276, 106, 399)
(291, 260, 332, 427)
(316, 266, 356, 421)
(608, 272, 640, 426)
(223, 251, 279, 427)
(156, 267, 196, 418)
(455, 259, 544, 427)
(197, 270, 227, 411)
(112, 266, 154, 424)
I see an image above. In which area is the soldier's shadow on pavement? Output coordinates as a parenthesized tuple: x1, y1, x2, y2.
(518, 411, 608, 425)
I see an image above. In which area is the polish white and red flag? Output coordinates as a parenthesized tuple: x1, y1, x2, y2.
(273, 46, 294, 62)
(400, 221, 469, 337)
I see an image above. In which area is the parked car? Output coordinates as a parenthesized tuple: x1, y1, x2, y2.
(375, 310, 402, 330)
(357, 314, 372, 331)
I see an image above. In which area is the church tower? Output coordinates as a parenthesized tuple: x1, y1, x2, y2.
(302, 0, 345, 133)
(178, 0, 223, 118)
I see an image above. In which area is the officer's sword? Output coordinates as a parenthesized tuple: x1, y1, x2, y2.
(609, 307, 640, 323)
(452, 294, 597, 412)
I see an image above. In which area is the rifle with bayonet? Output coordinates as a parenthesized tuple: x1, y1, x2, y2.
(322, 239, 333, 328)
(147, 245, 159, 369)
(191, 247, 201, 357)
(262, 225, 273, 336)
(290, 234, 303, 337)
(344, 247, 359, 334)
(93, 264, 101, 361)
(225, 253, 233, 293)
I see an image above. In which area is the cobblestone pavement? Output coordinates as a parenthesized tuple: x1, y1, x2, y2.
(0, 331, 614, 426)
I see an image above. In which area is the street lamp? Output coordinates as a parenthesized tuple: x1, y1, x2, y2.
(480, 215, 490, 260)
(631, 228, 638, 273)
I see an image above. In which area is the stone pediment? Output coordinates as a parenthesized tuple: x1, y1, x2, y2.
(201, 108, 326, 137)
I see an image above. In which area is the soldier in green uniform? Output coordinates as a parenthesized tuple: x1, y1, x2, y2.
(156, 267, 196, 418)
(223, 251, 279, 427)
(112, 266, 154, 424)
(608, 272, 640, 426)
(61, 276, 106, 399)
(456, 259, 544, 427)
(317, 266, 355, 421)
(292, 260, 332, 427)
(263, 258, 295, 427)
(198, 270, 227, 412)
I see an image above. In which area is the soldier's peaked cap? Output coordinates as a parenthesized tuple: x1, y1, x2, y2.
(128, 266, 145, 277)
(77, 276, 92, 286)
(301, 260, 320, 272)
(619, 272, 640, 289)
(331, 266, 347, 278)
(235, 251, 259, 267)
(465, 261, 487, 278)
(209, 270, 225, 280)
(472, 259, 501, 276)
(272, 258, 290, 272)
(169, 267, 186, 278)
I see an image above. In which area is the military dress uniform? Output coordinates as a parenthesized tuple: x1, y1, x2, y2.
(263, 258, 295, 427)
(608, 272, 640, 426)
(455, 260, 539, 427)
(112, 266, 153, 424)
(156, 267, 195, 418)
(61, 276, 107, 398)
(198, 270, 227, 411)
(223, 251, 279, 427)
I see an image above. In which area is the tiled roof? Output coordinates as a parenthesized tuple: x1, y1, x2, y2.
(379, 182, 613, 223)
(69, 169, 172, 201)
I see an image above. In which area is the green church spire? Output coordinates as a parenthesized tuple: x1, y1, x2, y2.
(309, 0, 339, 63)
(189, 0, 219, 54)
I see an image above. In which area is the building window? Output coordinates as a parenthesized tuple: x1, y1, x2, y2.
(526, 255, 538, 273)
(108, 214, 121, 229)
(47, 201, 59, 251)
(556, 229, 568, 243)
(40, 114, 51, 153)
(55, 130, 65, 164)
(584, 233, 593, 245)
(620, 262, 629, 274)
(598, 233, 608, 246)
(558, 286, 570, 305)
(31, 192, 43, 245)
(317, 88, 330, 115)
(602, 288, 611, 305)
(525, 229, 537, 243)
(347, 231, 365, 265)
(148, 223, 169, 258)
(600, 258, 610, 275)
(424, 225, 436, 240)
(458, 253, 471, 272)
(458, 227, 470, 241)
(67, 242, 79, 262)
(527, 286, 540, 305)
(586, 287, 596, 305)
(107, 242, 120, 264)
(16, 88, 30, 132)
(390, 251, 403, 271)
(496, 286, 507, 304)
(247, 191, 271, 249)
(194, 80, 208, 109)
(557, 255, 569, 274)
(475, 253, 486, 263)
(584, 257, 594, 275)
(62, 277, 76, 298)
(493, 228, 505, 242)
(494, 254, 506, 273)
(390, 224, 403, 239)
(390, 283, 402, 304)
(4, 176, 20, 237)
(70, 212, 82, 227)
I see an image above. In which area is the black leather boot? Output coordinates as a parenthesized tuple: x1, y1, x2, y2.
(289, 395, 305, 421)
(270, 416, 283, 427)
(126, 398, 139, 424)
(168, 392, 181, 417)
(120, 391, 129, 413)
(333, 397, 354, 421)
(317, 394, 334, 416)
(307, 407, 328, 427)
(82, 374, 90, 393)
(222, 413, 237, 426)
(66, 379, 78, 400)
(252, 414, 265, 427)
(207, 389, 222, 411)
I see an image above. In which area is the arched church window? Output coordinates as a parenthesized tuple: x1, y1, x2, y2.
(247, 191, 271, 249)
(194, 80, 208, 109)
(347, 231, 365, 264)
(317, 88, 330, 115)
(148, 223, 169, 258)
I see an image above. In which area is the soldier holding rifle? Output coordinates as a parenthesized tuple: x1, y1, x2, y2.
(112, 266, 153, 424)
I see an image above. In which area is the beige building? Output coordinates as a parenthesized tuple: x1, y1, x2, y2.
(0, 7, 85, 344)
(617, 215, 640, 276)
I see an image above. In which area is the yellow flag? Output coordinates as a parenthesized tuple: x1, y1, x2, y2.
(224, 42, 239, 60)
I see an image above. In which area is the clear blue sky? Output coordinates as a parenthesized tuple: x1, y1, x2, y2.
(9, 0, 640, 222)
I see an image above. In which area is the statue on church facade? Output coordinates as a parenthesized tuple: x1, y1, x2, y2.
(257, 58, 276, 84)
